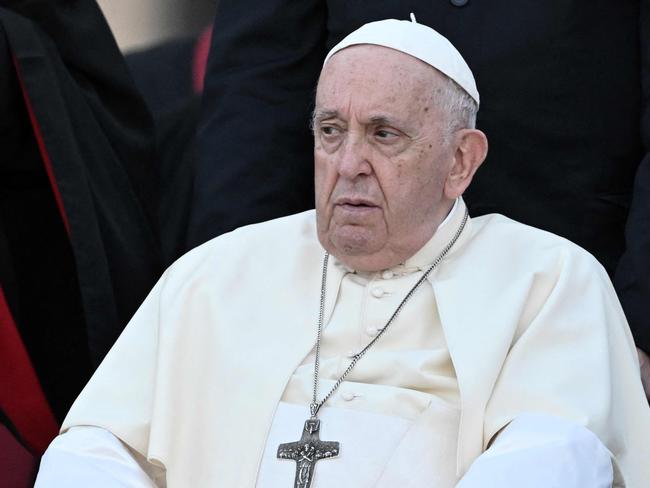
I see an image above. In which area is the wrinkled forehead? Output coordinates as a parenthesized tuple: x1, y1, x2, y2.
(320, 43, 440, 80)
(315, 45, 444, 113)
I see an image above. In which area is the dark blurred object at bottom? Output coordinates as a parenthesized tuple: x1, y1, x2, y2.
(0, 421, 37, 488)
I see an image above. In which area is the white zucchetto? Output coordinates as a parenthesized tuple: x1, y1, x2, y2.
(323, 14, 480, 105)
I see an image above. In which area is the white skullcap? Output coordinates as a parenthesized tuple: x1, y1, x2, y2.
(323, 14, 480, 105)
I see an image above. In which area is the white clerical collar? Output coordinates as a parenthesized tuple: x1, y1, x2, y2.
(398, 197, 465, 272)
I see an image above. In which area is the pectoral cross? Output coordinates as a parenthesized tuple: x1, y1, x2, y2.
(277, 419, 340, 488)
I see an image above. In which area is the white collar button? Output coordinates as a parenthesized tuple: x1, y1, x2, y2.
(381, 270, 394, 280)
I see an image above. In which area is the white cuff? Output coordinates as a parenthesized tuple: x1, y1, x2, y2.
(35, 426, 164, 487)
(456, 412, 613, 488)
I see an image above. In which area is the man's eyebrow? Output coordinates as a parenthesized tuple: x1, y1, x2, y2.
(368, 115, 404, 127)
(312, 110, 340, 123)
(310, 111, 411, 131)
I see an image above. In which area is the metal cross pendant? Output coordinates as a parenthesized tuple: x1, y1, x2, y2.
(277, 418, 340, 488)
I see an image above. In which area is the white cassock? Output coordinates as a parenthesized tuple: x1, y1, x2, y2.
(36, 199, 650, 487)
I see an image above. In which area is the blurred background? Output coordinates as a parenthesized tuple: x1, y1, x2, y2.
(97, 0, 216, 52)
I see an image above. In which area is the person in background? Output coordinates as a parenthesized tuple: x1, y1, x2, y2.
(0, 1, 162, 484)
(189, 1, 650, 397)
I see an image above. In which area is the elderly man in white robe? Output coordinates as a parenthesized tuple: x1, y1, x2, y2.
(36, 17, 650, 488)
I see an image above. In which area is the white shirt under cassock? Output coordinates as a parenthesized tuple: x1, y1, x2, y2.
(36, 199, 650, 487)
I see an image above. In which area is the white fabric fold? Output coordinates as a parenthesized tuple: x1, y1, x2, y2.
(35, 426, 164, 487)
(456, 412, 614, 488)
(39, 206, 650, 486)
(37, 412, 614, 488)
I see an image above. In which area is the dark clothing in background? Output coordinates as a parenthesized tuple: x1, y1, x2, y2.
(0, 0, 161, 461)
(156, 97, 199, 266)
(616, 2, 650, 355)
(190, 0, 650, 353)
(126, 38, 196, 116)
(0, 418, 37, 488)
(126, 32, 212, 265)
(125, 37, 206, 266)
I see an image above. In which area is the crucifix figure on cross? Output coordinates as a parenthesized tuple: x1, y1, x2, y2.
(277, 418, 340, 488)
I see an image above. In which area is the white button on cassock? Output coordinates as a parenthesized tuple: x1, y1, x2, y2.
(341, 391, 355, 401)
(371, 287, 385, 298)
(366, 326, 379, 336)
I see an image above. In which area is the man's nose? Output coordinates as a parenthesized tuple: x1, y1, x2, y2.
(336, 134, 372, 179)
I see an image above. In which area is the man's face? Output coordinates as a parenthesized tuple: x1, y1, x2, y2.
(314, 45, 457, 272)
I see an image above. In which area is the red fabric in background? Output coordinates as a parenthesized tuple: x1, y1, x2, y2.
(192, 26, 213, 94)
(0, 286, 59, 455)
(0, 423, 37, 488)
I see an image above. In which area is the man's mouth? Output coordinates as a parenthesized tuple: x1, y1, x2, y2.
(334, 198, 380, 215)
(335, 197, 377, 208)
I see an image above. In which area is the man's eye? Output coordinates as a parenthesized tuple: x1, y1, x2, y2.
(375, 129, 399, 140)
(321, 126, 340, 137)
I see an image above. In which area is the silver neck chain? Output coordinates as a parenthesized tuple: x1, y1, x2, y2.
(310, 208, 469, 418)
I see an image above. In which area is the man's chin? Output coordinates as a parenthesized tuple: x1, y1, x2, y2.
(330, 227, 378, 254)
(321, 231, 392, 271)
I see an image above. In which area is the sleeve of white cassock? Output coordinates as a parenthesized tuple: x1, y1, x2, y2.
(35, 426, 163, 487)
(45, 271, 171, 478)
(456, 412, 613, 487)
(479, 248, 650, 487)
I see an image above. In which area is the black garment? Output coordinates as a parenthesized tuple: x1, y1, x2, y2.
(125, 38, 196, 116)
(125, 35, 208, 265)
(190, 0, 650, 352)
(157, 96, 200, 266)
(0, 0, 161, 430)
(615, 1, 650, 354)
